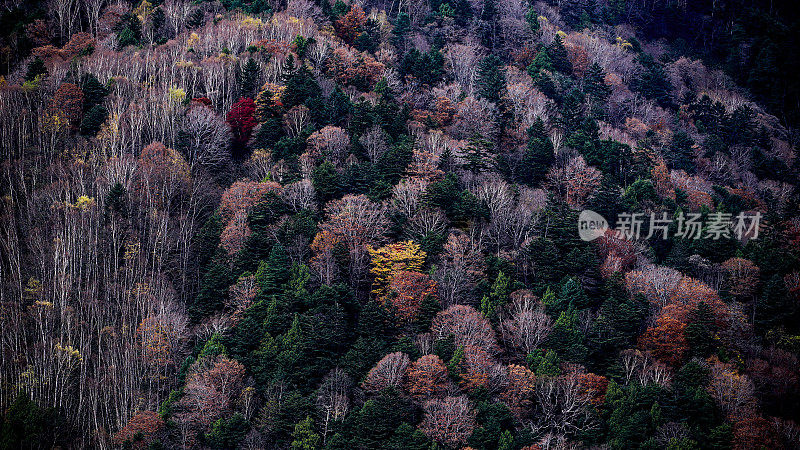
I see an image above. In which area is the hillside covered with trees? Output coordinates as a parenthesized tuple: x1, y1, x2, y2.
(1, 0, 799, 448)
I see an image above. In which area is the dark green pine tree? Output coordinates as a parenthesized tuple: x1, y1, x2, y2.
(80, 73, 108, 111)
(755, 274, 793, 332)
(115, 13, 142, 49)
(632, 53, 672, 108)
(291, 35, 316, 59)
(80, 105, 108, 136)
(196, 214, 223, 272)
(275, 314, 305, 377)
(447, 345, 465, 380)
(391, 13, 411, 51)
(289, 416, 320, 450)
(468, 402, 515, 450)
(385, 423, 429, 450)
(251, 117, 284, 149)
(205, 414, 249, 449)
(238, 57, 261, 98)
(529, 348, 560, 376)
(525, 7, 541, 34)
(354, 19, 378, 53)
(401, 50, 439, 85)
(235, 194, 287, 272)
(224, 298, 270, 358)
(104, 182, 128, 220)
(281, 63, 321, 109)
(584, 63, 610, 106)
(527, 48, 553, 79)
(25, 58, 48, 82)
(480, 271, 511, 320)
(559, 277, 591, 311)
(415, 294, 441, 333)
(0, 393, 62, 449)
(668, 131, 696, 173)
(150, 7, 170, 45)
(191, 250, 233, 321)
(519, 118, 554, 186)
(460, 134, 493, 173)
(479, 0, 498, 49)
(546, 306, 587, 362)
(452, 0, 473, 26)
(301, 302, 350, 375)
(690, 94, 723, 133)
(557, 89, 585, 135)
(548, 34, 572, 74)
(476, 55, 506, 102)
(186, 8, 205, 29)
(670, 361, 722, 442)
(312, 160, 342, 204)
(684, 302, 718, 358)
(747, 40, 781, 110)
(587, 293, 646, 372)
(605, 382, 664, 448)
(327, 87, 352, 127)
(256, 242, 291, 296)
(586, 176, 623, 221)
(350, 388, 415, 449)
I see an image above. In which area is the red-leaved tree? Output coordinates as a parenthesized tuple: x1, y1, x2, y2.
(112, 411, 164, 449)
(226, 97, 257, 145)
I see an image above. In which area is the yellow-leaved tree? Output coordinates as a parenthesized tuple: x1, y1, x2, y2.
(368, 240, 426, 297)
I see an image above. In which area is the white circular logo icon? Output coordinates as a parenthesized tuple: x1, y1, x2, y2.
(578, 210, 608, 242)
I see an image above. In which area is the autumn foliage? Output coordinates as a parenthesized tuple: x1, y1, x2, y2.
(175, 355, 246, 431)
(112, 411, 164, 449)
(458, 345, 499, 392)
(334, 5, 366, 44)
(405, 354, 449, 400)
(218, 180, 282, 222)
(2, 0, 798, 446)
(327, 47, 385, 90)
(732, 417, 781, 450)
(369, 240, 426, 296)
(385, 271, 439, 322)
(721, 257, 760, 298)
(47, 83, 83, 129)
(577, 373, 609, 407)
(226, 97, 257, 145)
(638, 313, 689, 367)
(500, 364, 536, 419)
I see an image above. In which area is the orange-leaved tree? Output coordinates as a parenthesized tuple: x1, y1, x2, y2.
(638, 311, 688, 367)
(334, 4, 366, 44)
(405, 354, 449, 400)
(385, 271, 438, 322)
(500, 364, 536, 419)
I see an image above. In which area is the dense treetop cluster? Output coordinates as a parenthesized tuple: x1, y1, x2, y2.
(0, 0, 799, 448)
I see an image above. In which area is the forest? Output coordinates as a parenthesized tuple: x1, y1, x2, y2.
(0, 0, 799, 448)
